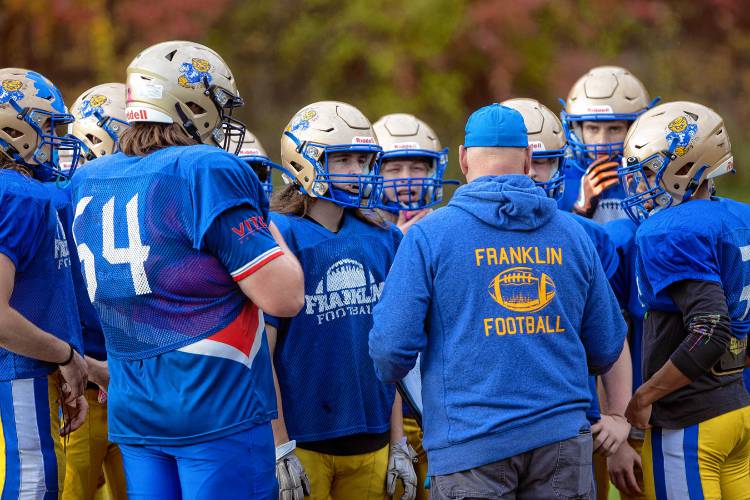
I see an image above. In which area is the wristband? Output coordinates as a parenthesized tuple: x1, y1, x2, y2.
(275, 440, 296, 461)
(58, 344, 74, 366)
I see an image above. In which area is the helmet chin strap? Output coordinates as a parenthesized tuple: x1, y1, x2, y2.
(173, 103, 202, 143)
(681, 165, 709, 202)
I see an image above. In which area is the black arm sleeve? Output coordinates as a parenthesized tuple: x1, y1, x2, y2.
(667, 280, 733, 381)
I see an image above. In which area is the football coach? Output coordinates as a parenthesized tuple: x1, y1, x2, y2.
(369, 103, 627, 499)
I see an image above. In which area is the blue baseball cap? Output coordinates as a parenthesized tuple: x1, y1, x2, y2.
(464, 103, 529, 148)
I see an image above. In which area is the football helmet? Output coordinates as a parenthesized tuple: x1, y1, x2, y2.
(561, 66, 656, 170)
(619, 101, 733, 223)
(278, 101, 383, 209)
(0, 68, 81, 181)
(126, 40, 245, 153)
(71, 82, 129, 161)
(231, 130, 273, 196)
(502, 98, 566, 200)
(372, 113, 457, 211)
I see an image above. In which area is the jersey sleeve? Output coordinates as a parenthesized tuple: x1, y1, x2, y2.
(202, 204, 283, 282)
(188, 150, 270, 252)
(0, 193, 46, 272)
(637, 224, 721, 296)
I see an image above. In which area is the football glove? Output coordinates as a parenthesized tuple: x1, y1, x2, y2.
(276, 441, 311, 500)
(386, 438, 417, 500)
(574, 156, 620, 217)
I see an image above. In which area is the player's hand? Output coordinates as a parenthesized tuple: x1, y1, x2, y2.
(276, 447, 310, 499)
(607, 440, 643, 496)
(396, 209, 432, 235)
(86, 357, 109, 393)
(386, 438, 417, 500)
(59, 350, 87, 403)
(625, 392, 653, 430)
(574, 156, 620, 217)
(591, 414, 630, 456)
(60, 394, 88, 436)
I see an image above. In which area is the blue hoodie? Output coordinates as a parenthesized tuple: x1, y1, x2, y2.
(369, 175, 626, 476)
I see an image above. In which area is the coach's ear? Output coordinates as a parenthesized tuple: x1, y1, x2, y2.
(523, 145, 532, 175)
(459, 145, 469, 178)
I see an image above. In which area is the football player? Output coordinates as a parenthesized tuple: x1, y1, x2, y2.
(559, 66, 656, 223)
(233, 130, 274, 198)
(372, 113, 456, 235)
(504, 97, 634, 499)
(372, 112, 455, 500)
(620, 101, 750, 499)
(266, 101, 416, 500)
(68, 41, 304, 499)
(0, 68, 88, 498)
(71, 83, 129, 163)
(62, 82, 130, 500)
(604, 214, 648, 499)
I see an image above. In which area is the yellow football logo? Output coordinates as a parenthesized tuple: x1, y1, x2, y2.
(88, 94, 108, 108)
(488, 266, 556, 313)
(192, 58, 211, 72)
(668, 116, 688, 133)
(2, 80, 22, 92)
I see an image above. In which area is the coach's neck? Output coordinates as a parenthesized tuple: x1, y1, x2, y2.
(459, 145, 532, 183)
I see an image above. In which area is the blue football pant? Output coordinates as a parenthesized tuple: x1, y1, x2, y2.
(119, 423, 277, 500)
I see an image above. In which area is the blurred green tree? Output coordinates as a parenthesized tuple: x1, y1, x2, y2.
(0, 0, 747, 200)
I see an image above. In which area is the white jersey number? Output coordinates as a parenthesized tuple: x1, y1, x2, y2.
(74, 194, 152, 301)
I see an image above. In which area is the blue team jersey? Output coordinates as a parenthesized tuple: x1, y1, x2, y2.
(69, 145, 281, 445)
(606, 217, 646, 389)
(636, 198, 750, 337)
(268, 212, 401, 442)
(565, 211, 620, 423)
(0, 170, 82, 380)
(45, 184, 107, 360)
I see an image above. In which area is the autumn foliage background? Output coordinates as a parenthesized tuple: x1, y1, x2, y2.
(3, 0, 748, 201)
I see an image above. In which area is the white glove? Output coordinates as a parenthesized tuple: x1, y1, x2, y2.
(386, 438, 417, 500)
(276, 441, 311, 500)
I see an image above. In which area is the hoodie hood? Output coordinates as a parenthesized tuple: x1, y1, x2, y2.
(449, 175, 557, 230)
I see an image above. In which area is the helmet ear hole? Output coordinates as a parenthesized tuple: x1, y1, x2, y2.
(675, 161, 694, 176)
(290, 161, 304, 173)
(2, 127, 22, 138)
(185, 102, 207, 115)
(86, 133, 102, 145)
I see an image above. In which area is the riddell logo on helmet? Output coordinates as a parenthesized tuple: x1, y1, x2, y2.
(585, 105, 613, 113)
(393, 142, 420, 150)
(126, 108, 149, 121)
(529, 141, 546, 151)
(352, 136, 376, 145)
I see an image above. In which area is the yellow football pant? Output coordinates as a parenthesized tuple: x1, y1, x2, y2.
(394, 417, 428, 500)
(296, 444, 388, 500)
(62, 388, 126, 500)
(642, 406, 750, 500)
(593, 446, 609, 500)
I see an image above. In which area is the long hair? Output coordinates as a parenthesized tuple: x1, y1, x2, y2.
(0, 154, 32, 176)
(270, 184, 386, 228)
(119, 123, 197, 156)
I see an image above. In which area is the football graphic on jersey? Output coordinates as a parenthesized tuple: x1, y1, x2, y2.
(315, 258, 372, 294)
(489, 266, 556, 313)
